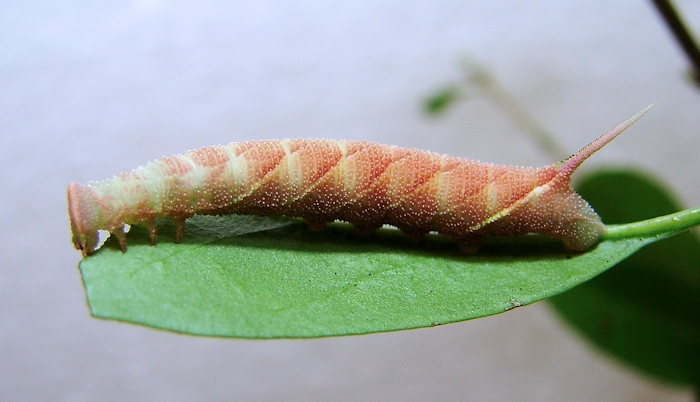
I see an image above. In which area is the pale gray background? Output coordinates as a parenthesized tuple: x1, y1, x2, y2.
(2, 1, 699, 401)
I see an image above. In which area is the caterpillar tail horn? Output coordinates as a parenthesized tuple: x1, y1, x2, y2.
(557, 104, 654, 178)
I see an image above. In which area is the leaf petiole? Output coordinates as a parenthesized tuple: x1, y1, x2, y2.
(603, 206, 700, 240)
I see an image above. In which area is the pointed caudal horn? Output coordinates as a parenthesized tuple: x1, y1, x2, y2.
(557, 104, 654, 177)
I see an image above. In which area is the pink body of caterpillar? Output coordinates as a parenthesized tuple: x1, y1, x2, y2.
(68, 106, 651, 256)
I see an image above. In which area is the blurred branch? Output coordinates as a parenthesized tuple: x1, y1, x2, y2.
(423, 59, 569, 161)
(650, 0, 700, 86)
(460, 61, 569, 161)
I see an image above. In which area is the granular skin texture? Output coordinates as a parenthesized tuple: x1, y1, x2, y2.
(68, 107, 651, 255)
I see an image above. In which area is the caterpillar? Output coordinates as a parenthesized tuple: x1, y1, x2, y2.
(68, 106, 651, 256)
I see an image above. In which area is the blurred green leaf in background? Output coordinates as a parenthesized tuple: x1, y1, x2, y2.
(551, 169, 700, 387)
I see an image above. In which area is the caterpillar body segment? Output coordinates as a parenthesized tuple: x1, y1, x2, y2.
(68, 106, 651, 256)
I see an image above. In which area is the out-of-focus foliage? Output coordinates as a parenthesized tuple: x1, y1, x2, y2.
(551, 170, 700, 386)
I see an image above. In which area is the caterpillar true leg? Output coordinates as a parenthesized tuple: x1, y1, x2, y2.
(142, 220, 158, 247)
(113, 226, 127, 252)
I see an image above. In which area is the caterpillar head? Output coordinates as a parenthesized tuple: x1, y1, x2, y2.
(67, 182, 102, 256)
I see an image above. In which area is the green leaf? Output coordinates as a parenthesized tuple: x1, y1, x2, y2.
(550, 169, 700, 386)
(80, 213, 673, 339)
(423, 85, 462, 115)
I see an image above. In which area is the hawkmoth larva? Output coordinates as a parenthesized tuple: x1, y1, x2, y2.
(68, 105, 652, 256)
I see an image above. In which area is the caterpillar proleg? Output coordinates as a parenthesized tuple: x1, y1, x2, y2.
(68, 105, 652, 256)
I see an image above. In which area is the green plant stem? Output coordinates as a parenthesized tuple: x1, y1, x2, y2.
(603, 207, 700, 240)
